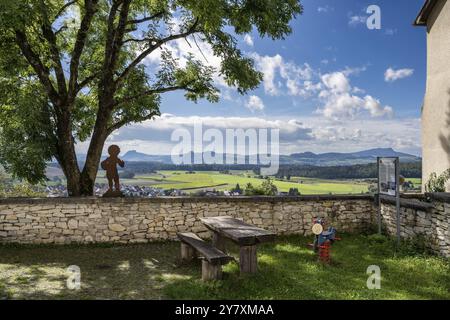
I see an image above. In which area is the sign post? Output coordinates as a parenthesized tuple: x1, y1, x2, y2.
(377, 157, 401, 245)
(395, 158, 401, 245)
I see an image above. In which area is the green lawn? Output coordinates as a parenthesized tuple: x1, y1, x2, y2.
(126, 171, 370, 194)
(1, 234, 448, 300)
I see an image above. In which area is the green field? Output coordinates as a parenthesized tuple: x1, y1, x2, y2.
(102, 170, 371, 194)
(406, 178, 422, 189)
(33, 168, 426, 195)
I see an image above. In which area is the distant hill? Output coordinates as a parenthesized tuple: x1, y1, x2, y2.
(122, 150, 172, 163)
(104, 148, 421, 167)
(283, 148, 420, 166)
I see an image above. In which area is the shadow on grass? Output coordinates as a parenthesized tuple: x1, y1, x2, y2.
(0, 242, 185, 299)
(163, 235, 450, 300)
(1, 235, 449, 300)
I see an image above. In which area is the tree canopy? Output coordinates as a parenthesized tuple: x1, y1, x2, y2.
(0, 0, 302, 195)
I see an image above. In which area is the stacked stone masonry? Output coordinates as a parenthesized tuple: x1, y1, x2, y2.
(0, 195, 374, 245)
(1, 194, 448, 258)
(380, 194, 450, 258)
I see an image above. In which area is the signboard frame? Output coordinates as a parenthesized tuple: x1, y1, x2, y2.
(377, 157, 401, 245)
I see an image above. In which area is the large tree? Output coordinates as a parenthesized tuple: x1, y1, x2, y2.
(0, 0, 302, 196)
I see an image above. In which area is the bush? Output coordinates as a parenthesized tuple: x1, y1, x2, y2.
(425, 169, 450, 192)
(1, 183, 45, 198)
(244, 178, 278, 196)
(288, 188, 300, 196)
(244, 183, 265, 196)
(261, 178, 278, 196)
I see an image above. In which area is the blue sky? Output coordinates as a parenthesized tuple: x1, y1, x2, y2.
(87, 0, 427, 157)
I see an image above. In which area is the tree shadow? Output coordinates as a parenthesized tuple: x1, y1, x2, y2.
(162, 235, 450, 300)
(437, 89, 450, 165)
(0, 242, 184, 299)
(1, 236, 449, 300)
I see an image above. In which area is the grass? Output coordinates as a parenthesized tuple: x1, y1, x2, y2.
(406, 178, 422, 189)
(0, 234, 448, 300)
(123, 171, 370, 194)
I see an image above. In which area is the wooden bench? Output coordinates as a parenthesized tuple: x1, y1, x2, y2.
(177, 232, 233, 281)
(200, 216, 276, 274)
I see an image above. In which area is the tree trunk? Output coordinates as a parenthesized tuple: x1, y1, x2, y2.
(53, 63, 115, 197)
(59, 124, 108, 197)
(79, 100, 111, 196)
(55, 110, 83, 197)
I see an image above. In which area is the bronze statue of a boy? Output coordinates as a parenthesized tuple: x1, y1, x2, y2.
(101, 145, 125, 197)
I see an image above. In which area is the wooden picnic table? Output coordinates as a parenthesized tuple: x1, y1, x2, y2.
(200, 216, 276, 274)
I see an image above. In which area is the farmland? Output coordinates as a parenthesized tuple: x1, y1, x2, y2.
(12, 167, 423, 196)
(97, 170, 371, 194)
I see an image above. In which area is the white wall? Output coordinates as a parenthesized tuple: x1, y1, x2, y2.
(422, 0, 450, 191)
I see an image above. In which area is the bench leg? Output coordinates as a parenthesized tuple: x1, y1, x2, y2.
(212, 232, 227, 253)
(240, 245, 257, 274)
(202, 260, 222, 281)
(181, 243, 196, 261)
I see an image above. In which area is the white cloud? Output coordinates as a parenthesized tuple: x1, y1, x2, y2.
(105, 114, 313, 147)
(251, 53, 315, 97)
(311, 126, 361, 142)
(384, 67, 414, 82)
(385, 28, 397, 36)
(342, 65, 367, 76)
(244, 34, 254, 47)
(305, 117, 421, 155)
(317, 71, 393, 120)
(348, 15, 367, 26)
(220, 90, 234, 101)
(352, 86, 365, 94)
(75, 115, 421, 156)
(245, 95, 265, 112)
(144, 44, 394, 121)
(249, 52, 393, 121)
(318, 6, 333, 13)
(250, 54, 284, 95)
(321, 72, 351, 94)
(363, 96, 393, 117)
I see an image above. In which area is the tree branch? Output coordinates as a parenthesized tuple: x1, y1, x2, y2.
(67, 0, 98, 105)
(40, 1, 67, 97)
(42, 24, 67, 96)
(124, 27, 137, 33)
(121, 37, 154, 45)
(54, 25, 68, 35)
(14, 30, 61, 106)
(107, 111, 160, 134)
(76, 72, 99, 92)
(115, 18, 200, 87)
(126, 11, 165, 25)
(54, 0, 77, 21)
(103, 0, 122, 69)
(113, 83, 196, 108)
(108, 0, 132, 70)
(101, 0, 131, 94)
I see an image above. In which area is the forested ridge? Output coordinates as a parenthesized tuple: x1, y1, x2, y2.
(48, 161, 421, 179)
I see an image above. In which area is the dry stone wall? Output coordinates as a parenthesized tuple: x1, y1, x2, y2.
(380, 193, 450, 257)
(0, 195, 375, 244)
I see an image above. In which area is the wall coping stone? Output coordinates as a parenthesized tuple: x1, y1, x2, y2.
(425, 192, 450, 204)
(380, 194, 434, 211)
(0, 194, 374, 205)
